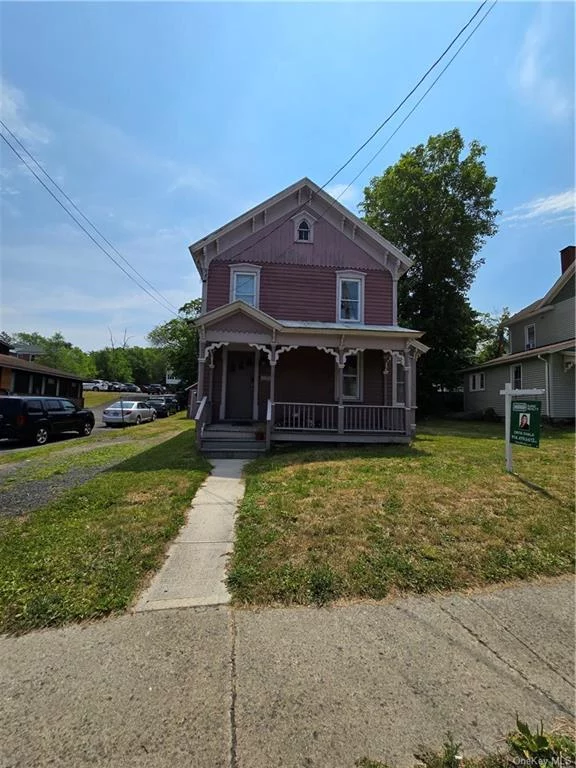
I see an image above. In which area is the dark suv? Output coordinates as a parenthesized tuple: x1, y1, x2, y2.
(0, 396, 95, 446)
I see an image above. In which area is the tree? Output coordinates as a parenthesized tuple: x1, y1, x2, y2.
(361, 128, 499, 409)
(12, 331, 97, 379)
(147, 299, 201, 386)
(473, 308, 510, 363)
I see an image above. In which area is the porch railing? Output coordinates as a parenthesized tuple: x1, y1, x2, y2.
(194, 396, 209, 446)
(274, 402, 338, 431)
(273, 403, 405, 433)
(343, 404, 405, 433)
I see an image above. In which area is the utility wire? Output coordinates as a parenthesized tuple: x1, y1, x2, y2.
(0, 131, 179, 316)
(202, 0, 494, 266)
(323, 0, 498, 218)
(321, 0, 490, 189)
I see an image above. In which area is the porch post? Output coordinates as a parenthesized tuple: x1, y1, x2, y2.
(404, 350, 412, 437)
(208, 351, 215, 405)
(252, 349, 259, 421)
(338, 356, 345, 434)
(197, 340, 205, 403)
(219, 346, 228, 421)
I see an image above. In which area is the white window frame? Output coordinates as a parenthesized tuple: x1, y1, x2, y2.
(336, 271, 365, 323)
(335, 352, 363, 402)
(469, 372, 485, 392)
(393, 360, 406, 405)
(291, 213, 316, 243)
(511, 364, 522, 390)
(525, 324, 536, 350)
(229, 264, 261, 308)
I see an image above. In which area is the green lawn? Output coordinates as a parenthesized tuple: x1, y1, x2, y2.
(227, 420, 575, 606)
(83, 391, 118, 409)
(0, 417, 211, 634)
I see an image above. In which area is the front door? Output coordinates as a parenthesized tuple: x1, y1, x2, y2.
(226, 351, 254, 420)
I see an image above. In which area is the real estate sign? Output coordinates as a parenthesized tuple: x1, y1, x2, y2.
(510, 400, 541, 448)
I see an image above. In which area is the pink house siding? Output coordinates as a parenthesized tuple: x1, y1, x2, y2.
(276, 348, 336, 403)
(207, 262, 393, 324)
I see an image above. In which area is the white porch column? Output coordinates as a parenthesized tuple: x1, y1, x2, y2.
(197, 340, 205, 402)
(208, 351, 215, 404)
(404, 350, 413, 437)
(219, 346, 228, 421)
(337, 357, 345, 434)
(252, 349, 259, 421)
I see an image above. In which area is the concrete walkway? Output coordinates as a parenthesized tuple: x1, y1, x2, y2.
(1, 578, 573, 768)
(135, 459, 247, 611)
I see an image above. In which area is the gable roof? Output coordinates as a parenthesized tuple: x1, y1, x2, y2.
(188, 177, 412, 277)
(460, 338, 576, 372)
(506, 261, 575, 325)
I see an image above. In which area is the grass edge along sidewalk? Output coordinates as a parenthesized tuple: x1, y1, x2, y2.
(227, 420, 574, 606)
(0, 422, 211, 634)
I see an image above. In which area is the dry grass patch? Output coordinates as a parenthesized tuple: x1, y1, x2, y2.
(227, 421, 575, 606)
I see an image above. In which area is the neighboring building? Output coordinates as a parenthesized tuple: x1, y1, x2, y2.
(189, 177, 429, 454)
(11, 343, 46, 362)
(0, 354, 84, 405)
(462, 246, 575, 420)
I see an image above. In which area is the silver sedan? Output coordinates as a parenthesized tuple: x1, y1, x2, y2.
(102, 400, 157, 427)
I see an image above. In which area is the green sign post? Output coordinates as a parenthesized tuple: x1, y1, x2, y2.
(510, 400, 541, 448)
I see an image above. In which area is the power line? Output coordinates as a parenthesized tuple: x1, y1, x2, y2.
(203, 0, 494, 266)
(324, 0, 498, 216)
(322, 0, 490, 190)
(0, 131, 180, 316)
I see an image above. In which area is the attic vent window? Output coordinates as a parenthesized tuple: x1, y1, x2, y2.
(297, 220, 310, 241)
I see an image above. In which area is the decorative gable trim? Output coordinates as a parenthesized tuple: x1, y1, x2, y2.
(193, 300, 283, 332)
(189, 177, 412, 278)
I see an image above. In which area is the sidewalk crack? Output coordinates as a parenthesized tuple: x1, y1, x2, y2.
(440, 604, 572, 716)
(229, 609, 238, 768)
(470, 598, 575, 690)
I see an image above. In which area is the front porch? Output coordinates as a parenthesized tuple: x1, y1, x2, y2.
(194, 342, 421, 453)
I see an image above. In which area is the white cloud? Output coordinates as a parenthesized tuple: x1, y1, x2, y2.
(501, 189, 575, 225)
(0, 78, 51, 146)
(325, 183, 360, 207)
(513, 6, 573, 122)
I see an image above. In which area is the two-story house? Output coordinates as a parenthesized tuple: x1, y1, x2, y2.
(463, 245, 575, 421)
(189, 178, 428, 455)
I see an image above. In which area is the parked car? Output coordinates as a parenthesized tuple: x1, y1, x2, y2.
(145, 397, 173, 418)
(120, 383, 141, 393)
(146, 384, 166, 395)
(83, 379, 109, 392)
(0, 396, 95, 446)
(108, 382, 124, 392)
(164, 395, 181, 413)
(102, 400, 157, 427)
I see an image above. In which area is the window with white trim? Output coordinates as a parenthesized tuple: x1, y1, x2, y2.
(469, 372, 485, 391)
(297, 220, 310, 241)
(335, 353, 363, 401)
(525, 324, 535, 350)
(293, 214, 315, 243)
(512, 364, 522, 389)
(229, 265, 261, 308)
(337, 274, 364, 322)
(395, 361, 405, 404)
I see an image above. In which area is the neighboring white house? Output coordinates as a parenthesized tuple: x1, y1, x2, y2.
(462, 245, 575, 421)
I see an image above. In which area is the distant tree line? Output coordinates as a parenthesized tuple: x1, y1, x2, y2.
(2, 299, 202, 388)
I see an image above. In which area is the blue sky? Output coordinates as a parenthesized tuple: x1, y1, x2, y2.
(1, 1, 574, 350)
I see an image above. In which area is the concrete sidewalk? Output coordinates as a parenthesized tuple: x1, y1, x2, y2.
(1, 578, 573, 768)
(135, 459, 247, 611)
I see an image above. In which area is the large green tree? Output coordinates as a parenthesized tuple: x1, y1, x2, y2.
(11, 331, 97, 379)
(147, 299, 201, 386)
(473, 308, 510, 364)
(361, 128, 499, 409)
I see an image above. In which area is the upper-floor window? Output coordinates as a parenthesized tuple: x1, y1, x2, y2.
(291, 212, 316, 243)
(297, 220, 310, 241)
(337, 272, 365, 322)
(512, 364, 522, 389)
(470, 372, 485, 392)
(525, 324, 536, 350)
(229, 264, 261, 308)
